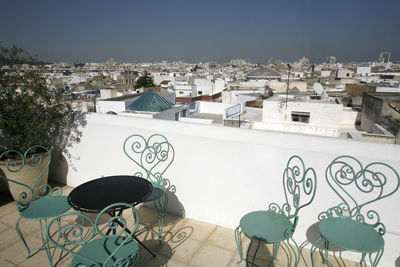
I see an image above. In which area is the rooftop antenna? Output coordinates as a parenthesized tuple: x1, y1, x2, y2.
(313, 82, 327, 99)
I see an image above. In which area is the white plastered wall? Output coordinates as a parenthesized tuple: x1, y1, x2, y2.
(65, 113, 400, 266)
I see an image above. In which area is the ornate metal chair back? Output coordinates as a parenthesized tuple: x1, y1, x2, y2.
(280, 155, 317, 220)
(123, 134, 175, 191)
(325, 155, 400, 235)
(0, 145, 55, 211)
(47, 202, 140, 266)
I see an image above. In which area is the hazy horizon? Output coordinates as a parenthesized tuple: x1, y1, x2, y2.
(1, 0, 400, 64)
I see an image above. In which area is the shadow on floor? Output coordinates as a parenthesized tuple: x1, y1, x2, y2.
(143, 189, 185, 218)
(140, 225, 193, 266)
(301, 221, 351, 267)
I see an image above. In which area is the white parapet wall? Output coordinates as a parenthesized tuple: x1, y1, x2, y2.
(64, 113, 400, 266)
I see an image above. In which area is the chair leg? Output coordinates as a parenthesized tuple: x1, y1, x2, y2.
(287, 237, 300, 267)
(322, 239, 333, 267)
(272, 242, 279, 260)
(15, 216, 58, 266)
(368, 248, 384, 267)
(234, 226, 244, 264)
(39, 219, 54, 267)
(154, 193, 168, 245)
(310, 237, 323, 267)
(246, 239, 261, 267)
(266, 242, 279, 267)
(361, 253, 367, 266)
(15, 216, 31, 258)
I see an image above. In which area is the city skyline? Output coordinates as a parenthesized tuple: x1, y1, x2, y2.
(1, 0, 400, 63)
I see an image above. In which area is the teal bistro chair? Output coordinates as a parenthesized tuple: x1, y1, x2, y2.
(310, 156, 400, 267)
(0, 145, 71, 264)
(47, 202, 141, 267)
(123, 134, 175, 244)
(235, 155, 317, 267)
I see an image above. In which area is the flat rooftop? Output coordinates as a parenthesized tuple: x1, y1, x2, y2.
(368, 93, 400, 101)
(268, 95, 338, 104)
(190, 113, 223, 124)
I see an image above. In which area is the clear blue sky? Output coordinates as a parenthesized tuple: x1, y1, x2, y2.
(1, 0, 399, 63)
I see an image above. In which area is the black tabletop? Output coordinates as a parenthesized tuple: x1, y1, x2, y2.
(68, 175, 153, 213)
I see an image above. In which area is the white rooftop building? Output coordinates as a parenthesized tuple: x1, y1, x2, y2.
(253, 95, 358, 137)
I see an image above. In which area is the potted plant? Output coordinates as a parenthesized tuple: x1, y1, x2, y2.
(0, 45, 86, 200)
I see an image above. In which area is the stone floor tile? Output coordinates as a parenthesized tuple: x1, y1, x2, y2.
(142, 253, 186, 267)
(179, 218, 216, 242)
(0, 200, 17, 216)
(158, 218, 190, 244)
(21, 251, 52, 267)
(1, 213, 45, 237)
(189, 244, 234, 267)
(0, 210, 20, 227)
(162, 212, 186, 227)
(0, 257, 18, 267)
(0, 221, 10, 233)
(206, 226, 237, 251)
(162, 224, 193, 249)
(136, 207, 187, 230)
(0, 234, 43, 263)
(136, 205, 159, 225)
(228, 257, 268, 267)
(0, 228, 21, 250)
(163, 238, 202, 263)
(18, 218, 43, 235)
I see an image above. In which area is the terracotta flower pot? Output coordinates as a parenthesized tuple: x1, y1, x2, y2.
(0, 152, 50, 202)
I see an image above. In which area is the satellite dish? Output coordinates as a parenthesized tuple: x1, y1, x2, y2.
(313, 83, 324, 95)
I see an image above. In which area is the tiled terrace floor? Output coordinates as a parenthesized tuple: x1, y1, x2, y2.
(0, 186, 360, 267)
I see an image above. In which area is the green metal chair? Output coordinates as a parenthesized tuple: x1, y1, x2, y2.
(310, 155, 400, 267)
(235, 155, 317, 267)
(123, 134, 175, 244)
(46, 202, 141, 266)
(0, 145, 71, 264)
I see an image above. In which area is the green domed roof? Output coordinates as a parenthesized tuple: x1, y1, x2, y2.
(127, 90, 174, 112)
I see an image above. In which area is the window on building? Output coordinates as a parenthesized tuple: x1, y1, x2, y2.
(198, 91, 202, 95)
(179, 91, 184, 95)
(291, 111, 310, 123)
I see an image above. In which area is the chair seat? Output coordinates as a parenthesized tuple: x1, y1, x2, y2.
(240, 210, 293, 243)
(71, 236, 139, 267)
(19, 195, 70, 220)
(319, 217, 384, 253)
(144, 183, 166, 202)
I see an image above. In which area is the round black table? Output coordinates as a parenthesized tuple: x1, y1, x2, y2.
(68, 175, 156, 257)
(68, 175, 153, 213)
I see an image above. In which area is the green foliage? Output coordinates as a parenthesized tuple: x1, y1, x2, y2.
(134, 71, 155, 89)
(0, 45, 86, 154)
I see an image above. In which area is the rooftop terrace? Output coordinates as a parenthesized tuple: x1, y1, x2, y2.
(1, 113, 399, 266)
(0, 186, 362, 267)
